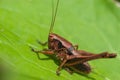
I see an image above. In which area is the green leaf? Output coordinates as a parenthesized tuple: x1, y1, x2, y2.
(0, 0, 120, 80)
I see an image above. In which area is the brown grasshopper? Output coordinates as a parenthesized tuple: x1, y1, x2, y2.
(30, 0, 117, 75)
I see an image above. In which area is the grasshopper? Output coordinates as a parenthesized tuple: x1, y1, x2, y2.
(31, 0, 117, 75)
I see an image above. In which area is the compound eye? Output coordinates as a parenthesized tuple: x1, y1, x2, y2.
(49, 34, 54, 39)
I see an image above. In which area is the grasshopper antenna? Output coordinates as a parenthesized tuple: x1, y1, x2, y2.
(49, 0, 59, 34)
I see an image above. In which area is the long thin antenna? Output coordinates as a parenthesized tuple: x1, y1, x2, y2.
(49, 0, 59, 34)
(49, 0, 54, 33)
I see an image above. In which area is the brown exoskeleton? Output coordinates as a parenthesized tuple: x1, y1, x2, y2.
(30, 0, 117, 75)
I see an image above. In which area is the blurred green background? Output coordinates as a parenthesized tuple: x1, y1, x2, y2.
(0, 0, 120, 80)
